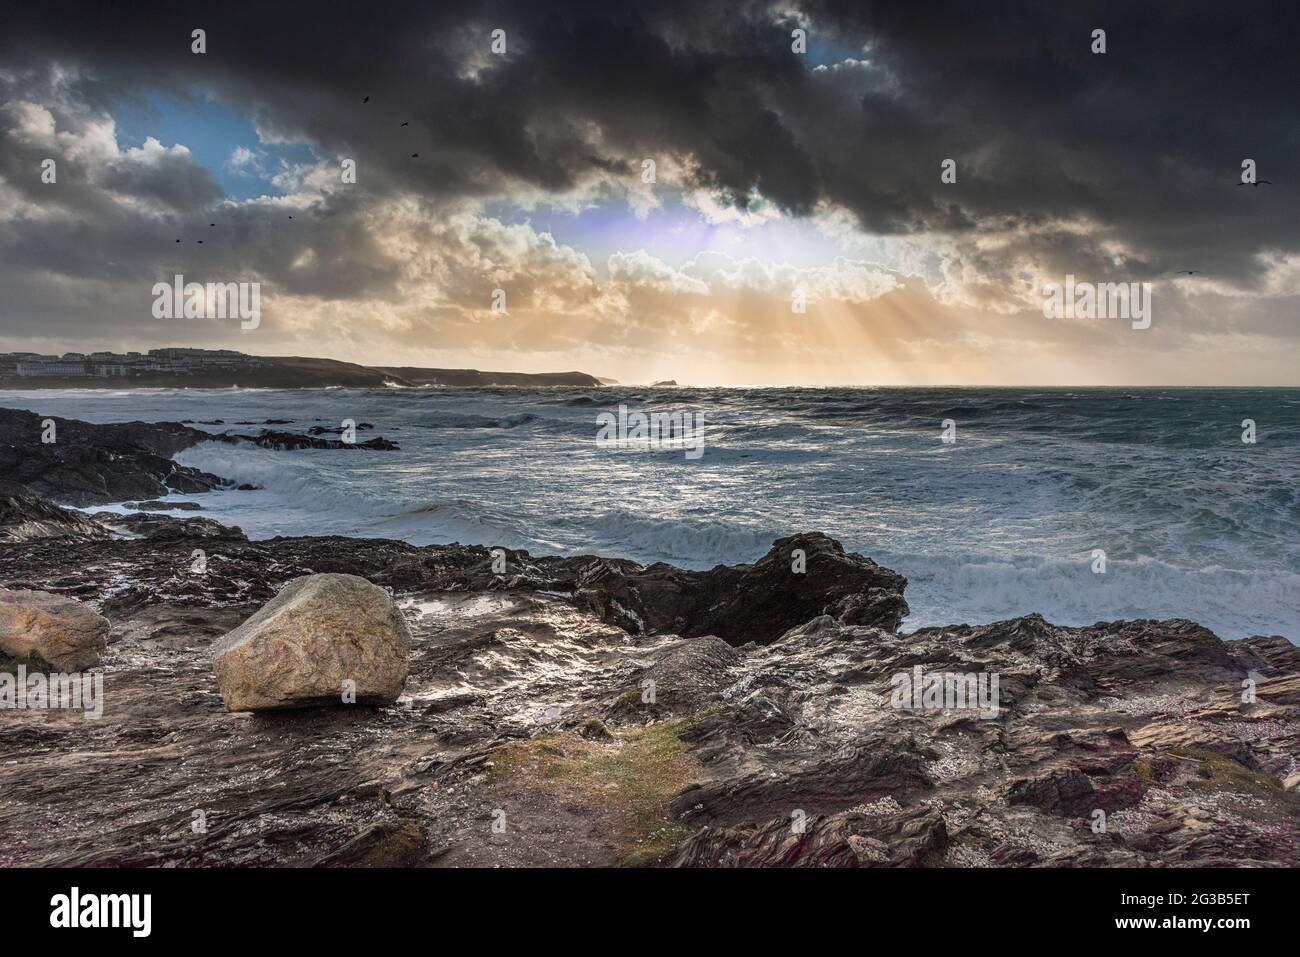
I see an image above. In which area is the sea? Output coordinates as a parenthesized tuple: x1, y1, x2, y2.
(4, 385, 1297, 641)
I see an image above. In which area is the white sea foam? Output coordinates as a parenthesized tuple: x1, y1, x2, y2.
(883, 551, 1300, 639)
(582, 510, 776, 566)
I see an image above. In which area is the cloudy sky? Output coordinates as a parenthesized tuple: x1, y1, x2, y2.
(1, 1, 1297, 384)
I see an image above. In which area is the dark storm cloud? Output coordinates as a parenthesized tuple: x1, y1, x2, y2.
(798, 0, 1300, 281)
(99, 150, 223, 211)
(0, 0, 1297, 308)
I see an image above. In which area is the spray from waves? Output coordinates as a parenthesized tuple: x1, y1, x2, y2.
(175, 441, 403, 519)
(882, 549, 1300, 640)
(177, 440, 545, 547)
(372, 500, 536, 548)
(577, 509, 778, 568)
(421, 412, 541, 429)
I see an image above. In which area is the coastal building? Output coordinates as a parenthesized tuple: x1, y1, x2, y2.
(0, 348, 260, 379)
(146, 348, 254, 371)
(16, 358, 88, 377)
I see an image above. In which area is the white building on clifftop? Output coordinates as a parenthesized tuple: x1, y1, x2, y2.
(16, 358, 88, 377)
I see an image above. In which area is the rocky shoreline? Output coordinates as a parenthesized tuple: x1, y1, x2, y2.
(1, 410, 1297, 867)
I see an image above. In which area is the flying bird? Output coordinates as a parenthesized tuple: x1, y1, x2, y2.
(411, 152, 419, 158)
(1177, 270, 1199, 275)
(401, 121, 409, 127)
(362, 95, 370, 103)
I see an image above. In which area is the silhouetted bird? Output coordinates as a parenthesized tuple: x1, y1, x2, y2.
(401, 121, 409, 126)
(197, 240, 204, 244)
(175, 239, 181, 243)
(1238, 180, 1273, 186)
(1178, 270, 1199, 275)
(288, 215, 293, 219)
(411, 153, 419, 158)
(209, 223, 215, 227)
(362, 95, 370, 103)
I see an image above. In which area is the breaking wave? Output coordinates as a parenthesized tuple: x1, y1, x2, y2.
(16, 383, 1297, 641)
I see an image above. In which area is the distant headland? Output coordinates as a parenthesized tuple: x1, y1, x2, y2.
(0, 349, 603, 389)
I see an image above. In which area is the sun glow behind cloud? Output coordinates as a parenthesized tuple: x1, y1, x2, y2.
(1, 3, 1298, 385)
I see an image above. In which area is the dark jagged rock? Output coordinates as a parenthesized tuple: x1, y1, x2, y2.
(1231, 634, 1300, 675)
(1007, 768, 1133, 817)
(0, 407, 228, 505)
(0, 407, 409, 508)
(0, 485, 110, 541)
(0, 515, 1295, 869)
(243, 429, 398, 451)
(565, 532, 908, 642)
(307, 423, 373, 435)
(670, 806, 948, 867)
(89, 512, 247, 541)
(672, 742, 935, 827)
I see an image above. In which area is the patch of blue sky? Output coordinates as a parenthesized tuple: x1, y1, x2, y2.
(767, 6, 866, 66)
(111, 93, 317, 201)
(805, 33, 869, 68)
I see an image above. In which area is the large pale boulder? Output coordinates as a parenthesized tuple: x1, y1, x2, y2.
(212, 573, 410, 711)
(0, 589, 109, 670)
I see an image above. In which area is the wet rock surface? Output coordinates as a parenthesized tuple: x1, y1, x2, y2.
(568, 531, 909, 641)
(0, 408, 401, 509)
(236, 430, 399, 451)
(88, 512, 247, 542)
(124, 500, 205, 512)
(0, 408, 228, 505)
(0, 512, 1296, 868)
(0, 486, 111, 542)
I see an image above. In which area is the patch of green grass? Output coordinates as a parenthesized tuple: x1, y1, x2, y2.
(1133, 756, 1157, 786)
(1173, 748, 1284, 799)
(492, 719, 696, 866)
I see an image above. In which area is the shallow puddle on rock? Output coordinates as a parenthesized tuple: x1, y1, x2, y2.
(400, 592, 524, 621)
